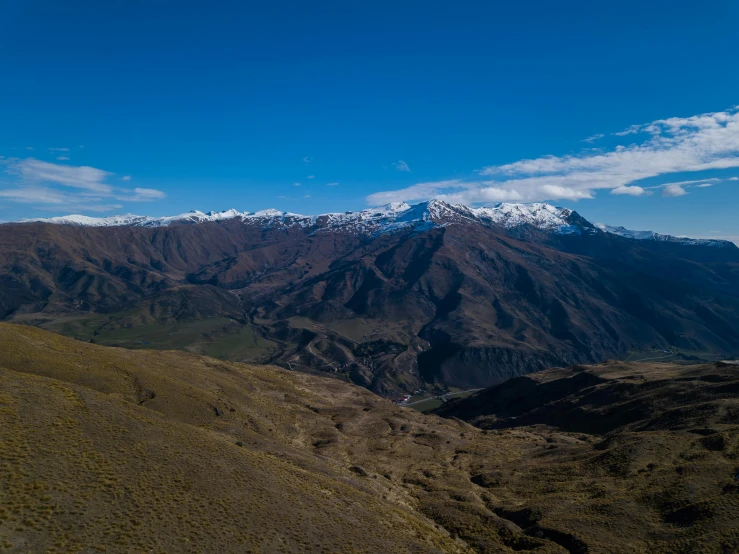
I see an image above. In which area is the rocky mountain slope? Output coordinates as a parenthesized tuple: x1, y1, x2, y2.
(1, 323, 738, 553)
(3, 201, 739, 395)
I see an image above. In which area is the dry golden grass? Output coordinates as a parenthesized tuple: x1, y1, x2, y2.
(1, 323, 738, 553)
(0, 323, 465, 553)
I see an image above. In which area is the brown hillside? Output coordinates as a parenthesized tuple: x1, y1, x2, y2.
(3, 216, 739, 396)
(1, 324, 739, 552)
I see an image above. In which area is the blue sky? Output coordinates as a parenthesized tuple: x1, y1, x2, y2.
(1, 0, 739, 241)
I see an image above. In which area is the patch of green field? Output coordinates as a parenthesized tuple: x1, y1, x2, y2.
(21, 313, 112, 340)
(200, 324, 276, 362)
(408, 388, 481, 413)
(287, 316, 321, 331)
(410, 398, 444, 412)
(92, 317, 234, 350)
(17, 312, 276, 363)
(624, 347, 725, 364)
(325, 318, 374, 343)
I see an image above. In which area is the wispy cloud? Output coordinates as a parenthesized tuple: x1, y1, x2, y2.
(6, 158, 113, 193)
(293, 182, 301, 187)
(303, 156, 313, 164)
(122, 175, 132, 182)
(582, 133, 605, 143)
(647, 178, 721, 196)
(0, 158, 165, 213)
(123, 188, 166, 202)
(393, 160, 411, 172)
(56, 156, 70, 161)
(325, 182, 339, 186)
(49, 147, 70, 152)
(306, 175, 315, 179)
(368, 106, 739, 206)
(613, 124, 642, 137)
(0, 186, 70, 204)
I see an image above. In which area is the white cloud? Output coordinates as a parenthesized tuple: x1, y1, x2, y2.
(293, 182, 301, 187)
(307, 175, 315, 179)
(648, 178, 719, 189)
(39, 203, 124, 213)
(56, 156, 70, 161)
(0, 158, 165, 213)
(662, 184, 688, 197)
(583, 133, 604, 143)
(0, 186, 69, 204)
(613, 124, 642, 137)
(367, 179, 464, 205)
(6, 158, 113, 193)
(393, 160, 411, 172)
(122, 175, 132, 182)
(303, 156, 313, 164)
(729, 176, 739, 181)
(696, 183, 714, 188)
(325, 182, 339, 186)
(304, 194, 311, 198)
(611, 185, 649, 196)
(124, 188, 166, 202)
(368, 106, 739, 206)
(49, 147, 70, 152)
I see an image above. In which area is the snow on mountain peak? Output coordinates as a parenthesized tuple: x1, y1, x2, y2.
(20, 213, 156, 227)
(14, 200, 726, 247)
(470, 202, 582, 233)
(595, 222, 734, 247)
(252, 209, 285, 217)
(14, 201, 587, 235)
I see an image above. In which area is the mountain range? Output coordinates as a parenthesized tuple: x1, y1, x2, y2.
(3, 200, 739, 395)
(19, 201, 738, 248)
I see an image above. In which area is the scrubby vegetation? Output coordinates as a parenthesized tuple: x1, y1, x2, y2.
(1, 323, 737, 552)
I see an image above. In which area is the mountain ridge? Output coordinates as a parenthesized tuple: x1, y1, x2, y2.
(16, 199, 734, 247)
(3, 200, 739, 395)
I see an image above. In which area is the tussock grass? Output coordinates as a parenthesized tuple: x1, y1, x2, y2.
(1, 323, 738, 553)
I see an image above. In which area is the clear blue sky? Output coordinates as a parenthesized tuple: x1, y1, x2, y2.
(1, 0, 738, 241)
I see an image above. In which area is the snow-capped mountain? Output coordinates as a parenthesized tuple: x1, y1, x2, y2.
(594, 223, 735, 248)
(18, 200, 590, 234)
(16, 199, 731, 247)
(469, 202, 594, 234)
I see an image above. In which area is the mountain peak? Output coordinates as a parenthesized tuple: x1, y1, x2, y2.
(13, 201, 730, 247)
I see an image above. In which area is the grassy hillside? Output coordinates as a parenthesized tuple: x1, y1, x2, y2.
(0, 323, 462, 553)
(1, 323, 738, 553)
